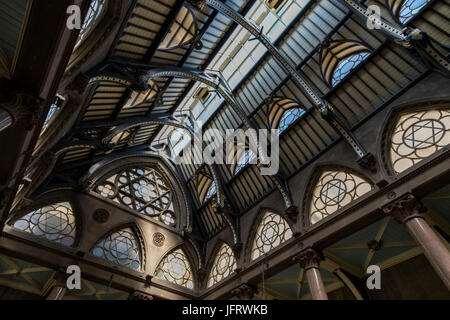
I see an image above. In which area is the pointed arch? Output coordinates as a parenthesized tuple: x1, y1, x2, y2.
(250, 210, 293, 261)
(154, 247, 195, 290)
(9, 202, 77, 247)
(319, 40, 371, 86)
(266, 97, 306, 134)
(385, 105, 450, 175)
(207, 242, 237, 288)
(304, 167, 373, 225)
(90, 224, 145, 271)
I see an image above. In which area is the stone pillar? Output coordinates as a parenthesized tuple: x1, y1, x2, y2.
(231, 283, 258, 300)
(384, 194, 450, 290)
(295, 248, 328, 300)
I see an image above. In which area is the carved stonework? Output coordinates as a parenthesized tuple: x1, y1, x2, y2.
(152, 232, 165, 247)
(293, 248, 322, 270)
(285, 205, 299, 221)
(128, 290, 154, 301)
(231, 283, 257, 300)
(383, 194, 426, 224)
(232, 242, 243, 260)
(93, 209, 110, 223)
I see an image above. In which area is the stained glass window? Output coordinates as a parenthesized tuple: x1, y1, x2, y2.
(207, 243, 237, 288)
(94, 166, 176, 227)
(398, 0, 431, 24)
(251, 211, 293, 260)
(75, 0, 106, 48)
(332, 52, 369, 86)
(91, 228, 142, 271)
(205, 182, 216, 202)
(309, 171, 372, 224)
(10, 202, 76, 246)
(155, 249, 194, 289)
(390, 108, 450, 174)
(278, 108, 306, 134)
(234, 149, 256, 175)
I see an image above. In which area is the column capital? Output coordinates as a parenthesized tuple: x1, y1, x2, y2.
(231, 283, 258, 300)
(293, 248, 322, 270)
(383, 194, 426, 224)
(128, 290, 154, 300)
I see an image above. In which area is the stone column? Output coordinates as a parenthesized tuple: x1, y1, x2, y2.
(231, 283, 258, 300)
(295, 248, 328, 300)
(384, 194, 450, 290)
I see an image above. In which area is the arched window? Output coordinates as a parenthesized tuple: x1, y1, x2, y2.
(234, 149, 256, 175)
(75, 0, 106, 48)
(331, 52, 370, 86)
(397, 0, 431, 24)
(91, 227, 143, 271)
(10, 202, 76, 246)
(207, 243, 237, 288)
(251, 211, 293, 260)
(389, 108, 450, 174)
(309, 171, 372, 224)
(155, 249, 194, 289)
(41, 95, 64, 135)
(278, 108, 306, 134)
(94, 166, 176, 227)
(320, 41, 371, 86)
(205, 182, 216, 202)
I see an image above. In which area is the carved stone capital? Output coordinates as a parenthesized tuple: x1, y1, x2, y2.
(383, 194, 426, 224)
(231, 283, 257, 300)
(128, 290, 154, 301)
(293, 248, 322, 270)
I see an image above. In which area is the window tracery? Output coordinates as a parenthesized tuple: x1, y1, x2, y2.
(94, 166, 176, 227)
(278, 108, 306, 134)
(309, 171, 372, 224)
(155, 249, 194, 289)
(207, 243, 237, 288)
(10, 202, 76, 246)
(390, 108, 450, 174)
(251, 211, 293, 260)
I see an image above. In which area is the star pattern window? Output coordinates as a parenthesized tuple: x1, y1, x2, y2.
(310, 171, 372, 224)
(207, 243, 237, 288)
(251, 211, 293, 260)
(91, 228, 142, 271)
(155, 249, 194, 289)
(10, 202, 76, 246)
(390, 108, 450, 174)
(95, 167, 176, 227)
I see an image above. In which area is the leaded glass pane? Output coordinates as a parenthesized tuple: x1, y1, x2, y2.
(207, 243, 237, 288)
(155, 249, 194, 289)
(310, 171, 372, 224)
(398, 0, 430, 24)
(91, 228, 142, 270)
(234, 149, 256, 175)
(251, 211, 293, 260)
(278, 108, 306, 134)
(11, 202, 76, 246)
(95, 166, 176, 226)
(390, 109, 450, 174)
(332, 52, 369, 86)
(75, 0, 106, 48)
(205, 182, 216, 202)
